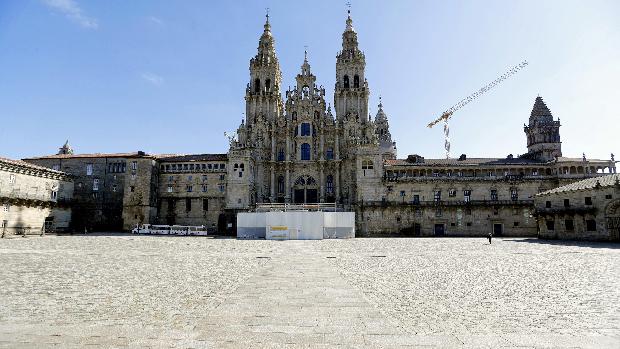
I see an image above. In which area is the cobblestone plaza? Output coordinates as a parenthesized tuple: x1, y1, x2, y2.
(0, 235, 618, 348)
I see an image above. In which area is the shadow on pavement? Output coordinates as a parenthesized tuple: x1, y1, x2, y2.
(503, 238, 620, 250)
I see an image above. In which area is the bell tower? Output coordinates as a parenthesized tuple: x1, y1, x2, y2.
(245, 13, 283, 125)
(334, 9, 369, 122)
(524, 96, 562, 161)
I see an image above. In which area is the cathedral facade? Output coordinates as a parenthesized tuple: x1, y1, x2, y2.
(21, 12, 617, 238)
(226, 12, 395, 211)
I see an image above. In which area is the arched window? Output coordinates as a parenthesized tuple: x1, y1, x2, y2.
(265, 78, 271, 92)
(343, 75, 349, 89)
(301, 123, 311, 136)
(326, 175, 334, 194)
(353, 75, 360, 88)
(301, 143, 311, 160)
(277, 176, 284, 194)
(254, 78, 260, 93)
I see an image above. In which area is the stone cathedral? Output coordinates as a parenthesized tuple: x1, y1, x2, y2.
(226, 12, 396, 209)
(20, 11, 617, 237)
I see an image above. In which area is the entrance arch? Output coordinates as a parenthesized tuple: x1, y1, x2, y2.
(293, 175, 318, 204)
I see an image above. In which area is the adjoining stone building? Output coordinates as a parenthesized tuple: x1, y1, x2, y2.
(23, 151, 159, 231)
(534, 174, 620, 241)
(157, 154, 228, 232)
(21, 11, 618, 236)
(0, 157, 73, 236)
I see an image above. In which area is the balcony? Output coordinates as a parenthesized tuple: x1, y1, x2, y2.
(0, 188, 70, 206)
(361, 199, 535, 208)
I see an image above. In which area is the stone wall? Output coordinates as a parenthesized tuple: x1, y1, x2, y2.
(0, 159, 73, 236)
(535, 181, 620, 241)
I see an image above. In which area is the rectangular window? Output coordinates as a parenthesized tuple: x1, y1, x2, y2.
(207, 164, 213, 169)
(585, 197, 592, 205)
(546, 220, 555, 231)
(434, 191, 441, 202)
(449, 189, 457, 197)
(203, 198, 208, 211)
(219, 164, 225, 170)
(167, 185, 173, 193)
(9, 174, 15, 184)
(301, 123, 311, 136)
(219, 174, 225, 181)
(131, 161, 137, 171)
(239, 171, 243, 178)
(219, 184, 225, 192)
(326, 147, 334, 160)
(188, 175, 193, 181)
(511, 189, 518, 201)
(86, 164, 93, 175)
(169, 175, 174, 182)
(586, 219, 596, 231)
(466, 222, 472, 227)
(130, 186, 135, 192)
(202, 175, 208, 181)
(186, 185, 193, 192)
(463, 190, 471, 202)
(400, 190, 406, 197)
(202, 184, 208, 192)
(51, 191, 57, 199)
(490, 190, 498, 201)
(412, 195, 420, 204)
(93, 179, 99, 191)
(185, 198, 192, 212)
(2, 204, 8, 212)
(565, 220, 574, 231)
(546, 201, 552, 208)
(564, 199, 570, 207)
(52, 164, 60, 171)
(606, 194, 613, 200)
(514, 221, 519, 227)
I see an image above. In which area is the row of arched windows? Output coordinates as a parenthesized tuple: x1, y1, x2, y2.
(276, 146, 334, 161)
(254, 78, 272, 93)
(343, 74, 360, 89)
(276, 175, 334, 194)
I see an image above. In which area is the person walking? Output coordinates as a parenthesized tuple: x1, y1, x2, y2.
(487, 232, 493, 244)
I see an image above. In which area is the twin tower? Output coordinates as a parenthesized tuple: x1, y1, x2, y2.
(228, 11, 395, 208)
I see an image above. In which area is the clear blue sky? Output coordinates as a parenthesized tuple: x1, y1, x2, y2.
(1, 0, 618, 160)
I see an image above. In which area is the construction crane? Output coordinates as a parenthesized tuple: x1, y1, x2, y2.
(427, 61, 529, 159)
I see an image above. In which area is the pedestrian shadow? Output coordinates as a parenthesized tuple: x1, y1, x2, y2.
(503, 238, 620, 250)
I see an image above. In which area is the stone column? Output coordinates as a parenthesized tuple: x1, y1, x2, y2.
(285, 165, 290, 203)
(270, 164, 275, 201)
(320, 163, 324, 203)
(335, 165, 340, 201)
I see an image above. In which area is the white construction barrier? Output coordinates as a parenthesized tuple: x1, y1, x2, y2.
(237, 211, 355, 240)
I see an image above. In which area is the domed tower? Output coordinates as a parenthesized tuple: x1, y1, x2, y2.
(524, 96, 562, 161)
(374, 97, 397, 160)
(334, 9, 369, 122)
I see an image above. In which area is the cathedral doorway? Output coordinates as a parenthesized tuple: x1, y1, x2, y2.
(293, 176, 318, 204)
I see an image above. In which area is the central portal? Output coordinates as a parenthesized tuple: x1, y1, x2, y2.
(293, 176, 318, 204)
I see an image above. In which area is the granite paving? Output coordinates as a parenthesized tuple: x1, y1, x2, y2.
(0, 235, 618, 348)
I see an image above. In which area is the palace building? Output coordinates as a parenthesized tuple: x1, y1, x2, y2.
(21, 11, 617, 238)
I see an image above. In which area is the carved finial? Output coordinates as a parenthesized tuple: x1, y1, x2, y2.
(612, 153, 616, 162)
(583, 153, 587, 162)
(265, 7, 270, 22)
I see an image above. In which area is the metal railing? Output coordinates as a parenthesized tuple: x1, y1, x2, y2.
(255, 202, 342, 212)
